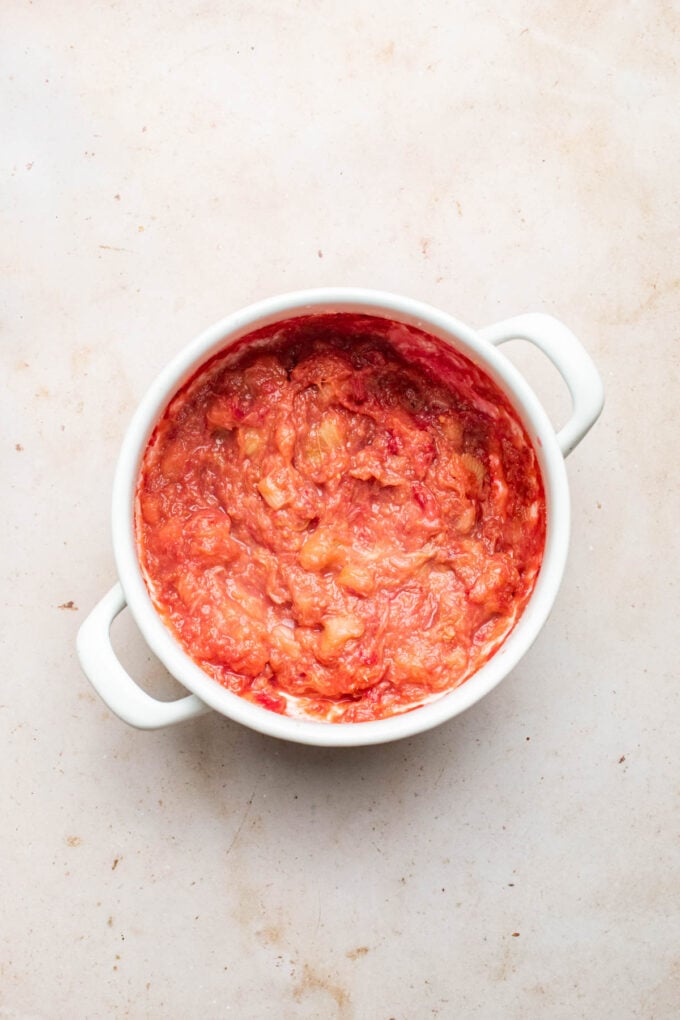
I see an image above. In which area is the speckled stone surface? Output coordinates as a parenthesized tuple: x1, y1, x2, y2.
(2, 2, 679, 1017)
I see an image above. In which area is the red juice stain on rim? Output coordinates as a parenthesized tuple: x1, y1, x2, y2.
(135, 313, 546, 723)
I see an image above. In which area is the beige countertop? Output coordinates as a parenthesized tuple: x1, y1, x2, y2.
(3, 2, 679, 1017)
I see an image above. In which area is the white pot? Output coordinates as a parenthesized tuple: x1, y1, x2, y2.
(77, 289, 603, 747)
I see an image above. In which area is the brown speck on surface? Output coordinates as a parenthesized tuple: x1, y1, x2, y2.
(317, 249, 323, 258)
(596, 501, 602, 509)
(346, 946, 369, 960)
(142, 126, 147, 132)
(15, 443, 23, 451)
(114, 193, 121, 200)
(420, 238, 431, 258)
(512, 932, 520, 937)
(112, 856, 121, 870)
(526, 736, 530, 741)
(138, 225, 145, 233)
(58, 601, 78, 611)
(107, 916, 113, 927)
(619, 755, 626, 764)
(66, 835, 82, 847)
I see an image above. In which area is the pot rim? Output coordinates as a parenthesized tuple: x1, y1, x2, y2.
(112, 288, 570, 747)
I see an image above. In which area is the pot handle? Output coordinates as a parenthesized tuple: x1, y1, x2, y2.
(478, 313, 604, 457)
(77, 583, 209, 730)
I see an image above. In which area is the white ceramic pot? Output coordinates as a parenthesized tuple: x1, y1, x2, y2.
(77, 289, 603, 747)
